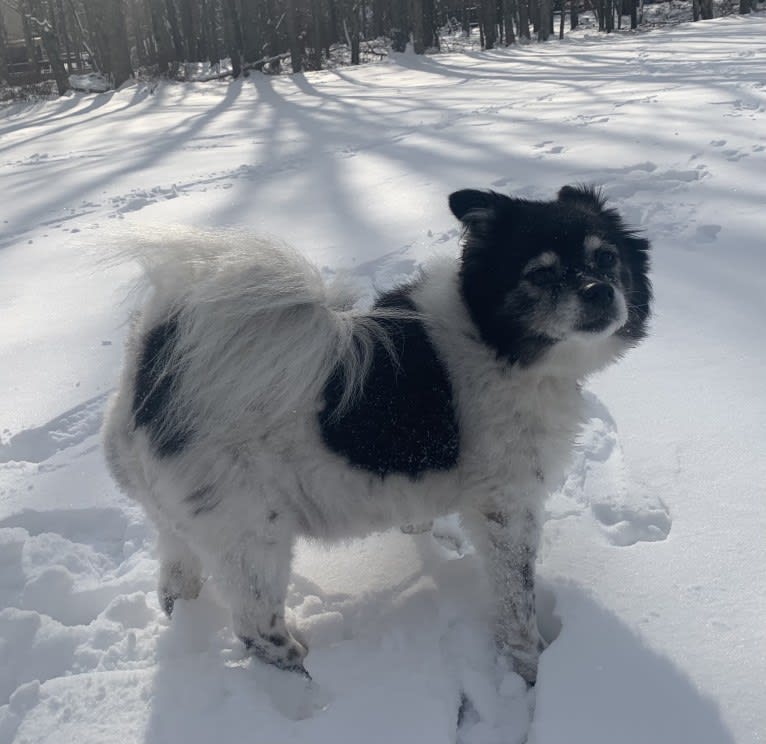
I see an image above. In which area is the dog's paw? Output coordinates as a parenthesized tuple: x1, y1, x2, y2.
(242, 633, 310, 678)
(506, 645, 540, 686)
(158, 565, 204, 617)
(496, 634, 541, 686)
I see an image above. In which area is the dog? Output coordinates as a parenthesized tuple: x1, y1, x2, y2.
(103, 185, 651, 684)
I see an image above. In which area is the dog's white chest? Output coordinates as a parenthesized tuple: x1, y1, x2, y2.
(456, 366, 582, 501)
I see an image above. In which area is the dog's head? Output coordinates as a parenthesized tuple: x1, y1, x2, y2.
(450, 185, 651, 373)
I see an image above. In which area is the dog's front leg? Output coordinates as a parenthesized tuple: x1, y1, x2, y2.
(467, 503, 544, 685)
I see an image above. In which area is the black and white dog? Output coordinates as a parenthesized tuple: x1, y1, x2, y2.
(104, 185, 651, 684)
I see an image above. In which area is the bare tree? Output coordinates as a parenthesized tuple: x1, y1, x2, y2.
(538, 0, 551, 39)
(221, 0, 242, 74)
(343, 0, 360, 63)
(20, 0, 42, 80)
(0, 7, 8, 81)
(286, 0, 302, 70)
(517, 0, 530, 39)
(147, 0, 175, 71)
(309, 0, 323, 68)
(502, 0, 516, 44)
(409, 0, 425, 52)
(238, 0, 261, 62)
(28, 0, 70, 92)
(78, 0, 133, 84)
(53, 0, 72, 70)
(2, 0, 661, 94)
(479, 0, 496, 48)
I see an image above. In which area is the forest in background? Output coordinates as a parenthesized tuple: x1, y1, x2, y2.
(0, 0, 762, 97)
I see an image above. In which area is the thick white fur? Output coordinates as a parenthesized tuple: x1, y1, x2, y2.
(103, 228, 630, 682)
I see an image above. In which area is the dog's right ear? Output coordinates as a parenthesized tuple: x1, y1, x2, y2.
(557, 184, 606, 212)
(448, 189, 499, 224)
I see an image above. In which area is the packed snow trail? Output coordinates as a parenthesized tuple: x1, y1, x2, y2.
(2, 14, 765, 744)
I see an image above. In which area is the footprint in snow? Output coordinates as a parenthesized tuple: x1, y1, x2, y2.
(0, 507, 151, 626)
(550, 392, 672, 547)
(694, 224, 721, 243)
(0, 392, 110, 465)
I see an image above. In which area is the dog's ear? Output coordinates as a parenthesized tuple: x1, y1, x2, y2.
(557, 184, 606, 212)
(449, 189, 500, 224)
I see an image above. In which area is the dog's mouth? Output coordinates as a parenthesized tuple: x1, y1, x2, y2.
(576, 291, 628, 336)
(577, 312, 618, 334)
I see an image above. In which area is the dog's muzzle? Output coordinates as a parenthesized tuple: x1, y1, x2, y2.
(578, 280, 618, 332)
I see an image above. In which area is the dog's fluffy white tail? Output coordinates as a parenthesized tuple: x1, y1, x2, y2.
(123, 227, 399, 442)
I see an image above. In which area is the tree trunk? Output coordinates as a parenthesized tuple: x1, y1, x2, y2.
(410, 0, 425, 52)
(129, 0, 152, 67)
(691, 0, 700, 20)
(0, 8, 9, 82)
(54, 0, 73, 71)
(310, 0, 323, 68)
(203, 0, 220, 62)
(178, 0, 194, 59)
(164, 0, 184, 59)
(286, 0, 302, 71)
(103, 0, 132, 85)
(372, 0, 385, 36)
(390, 0, 408, 51)
(423, 0, 435, 49)
(537, 0, 550, 39)
(630, 0, 637, 28)
(65, 0, 85, 71)
(21, 0, 43, 80)
(238, 0, 262, 63)
(517, 0, 530, 38)
(503, 0, 516, 43)
(739, 0, 750, 11)
(528, 0, 539, 34)
(558, 0, 565, 38)
(30, 0, 70, 94)
(148, 0, 174, 71)
(700, 0, 713, 18)
(221, 0, 242, 75)
(461, 0, 470, 34)
(343, 1, 360, 63)
(480, 0, 497, 48)
(570, 0, 578, 29)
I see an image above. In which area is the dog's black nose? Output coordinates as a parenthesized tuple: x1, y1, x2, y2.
(580, 281, 614, 308)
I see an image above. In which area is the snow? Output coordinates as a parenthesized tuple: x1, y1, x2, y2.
(2, 14, 766, 744)
(68, 75, 112, 94)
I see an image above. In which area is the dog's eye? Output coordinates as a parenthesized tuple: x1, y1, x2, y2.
(525, 267, 559, 285)
(594, 249, 617, 270)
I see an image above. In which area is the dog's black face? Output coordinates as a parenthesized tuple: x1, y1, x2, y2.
(451, 185, 652, 367)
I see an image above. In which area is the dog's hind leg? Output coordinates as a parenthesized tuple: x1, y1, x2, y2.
(157, 527, 204, 617)
(185, 507, 308, 675)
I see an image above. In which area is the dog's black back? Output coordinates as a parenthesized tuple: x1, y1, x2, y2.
(319, 288, 460, 479)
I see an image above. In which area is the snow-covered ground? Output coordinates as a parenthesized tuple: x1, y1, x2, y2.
(2, 14, 765, 744)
